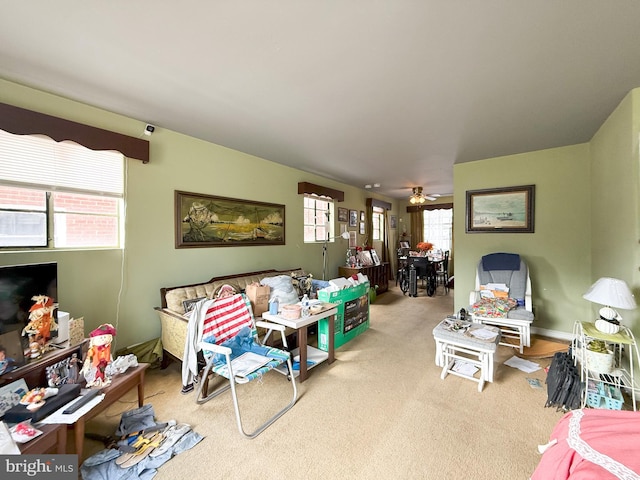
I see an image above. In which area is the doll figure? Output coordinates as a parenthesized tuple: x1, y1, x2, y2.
(22, 295, 57, 342)
(81, 323, 116, 388)
(0, 345, 16, 375)
(67, 353, 81, 384)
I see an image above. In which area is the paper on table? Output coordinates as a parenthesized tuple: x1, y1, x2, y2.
(504, 355, 541, 373)
(39, 394, 105, 424)
(0, 421, 20, 454)
(469, 328, 499, 341)
(452, 360, 479, 376)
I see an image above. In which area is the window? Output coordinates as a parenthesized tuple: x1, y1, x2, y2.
(423, 207, 452, 252)
(0, 129, 125, 249)
(372, 207, 384, 241)
(303, 194, 334, 242)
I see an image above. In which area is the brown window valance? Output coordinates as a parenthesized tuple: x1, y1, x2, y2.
(367, 198, 392, 210)
(407, 202, 453, 212)
(297, 182, 344, 202)
(0, 102, 149, 163)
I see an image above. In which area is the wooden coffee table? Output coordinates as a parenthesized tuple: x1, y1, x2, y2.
(19, 423, 67, 454)
(69, 363, 149, 461)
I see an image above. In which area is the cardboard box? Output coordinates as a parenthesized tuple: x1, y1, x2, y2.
(317, 282, 370, 351)
(245, 283, 270, 317)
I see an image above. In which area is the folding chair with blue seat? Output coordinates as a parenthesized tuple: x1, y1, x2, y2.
(185, 293, 297, 438)
(468, 253, 534, 354)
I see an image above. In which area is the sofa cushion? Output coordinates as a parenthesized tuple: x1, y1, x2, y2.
(163, 269, 305, 315)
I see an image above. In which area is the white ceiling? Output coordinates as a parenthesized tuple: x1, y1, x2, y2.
(2, 1, 640, 200)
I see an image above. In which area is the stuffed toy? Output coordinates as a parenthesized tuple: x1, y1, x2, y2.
(290, 273, 313, 298)
(22, 295, 58, 346)
(81, 323, 116, 387)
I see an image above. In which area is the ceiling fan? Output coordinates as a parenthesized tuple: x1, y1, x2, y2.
(409, 186, 438, 204)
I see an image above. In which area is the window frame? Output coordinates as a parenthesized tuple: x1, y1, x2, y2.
(303, 194, 335, 243)
(422, 206, 453, 253)
(0, 184, 124, 250)
(372, 207, 384, 241)
(0, 128, 126, 250)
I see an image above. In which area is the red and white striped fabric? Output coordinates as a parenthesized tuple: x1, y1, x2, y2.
(201, 294, 254, 345)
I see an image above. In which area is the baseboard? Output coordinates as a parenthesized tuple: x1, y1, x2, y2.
(531, 326, 574, 342)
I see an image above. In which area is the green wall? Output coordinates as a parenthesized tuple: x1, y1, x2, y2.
(0, 79, 398, 349)
(454, 144, 592, 337)
(454, 87, 640, 340)
(3, 77, 640, 346)
(590, 89, 640, 335)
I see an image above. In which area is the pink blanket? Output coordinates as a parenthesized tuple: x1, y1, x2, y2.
(531, 409, 640, 480)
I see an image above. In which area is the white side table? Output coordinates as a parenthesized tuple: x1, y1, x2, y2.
(262, 303, 338, 382)
(433, 319, 501, 392)
(572, 321, 639, 411)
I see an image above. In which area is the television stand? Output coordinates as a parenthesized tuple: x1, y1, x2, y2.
(0, 341, 86, 388)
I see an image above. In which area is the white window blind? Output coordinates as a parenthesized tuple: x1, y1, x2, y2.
(0, 129, 124, 196)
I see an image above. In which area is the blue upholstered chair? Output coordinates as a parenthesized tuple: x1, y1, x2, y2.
(468, 253, 534, 354)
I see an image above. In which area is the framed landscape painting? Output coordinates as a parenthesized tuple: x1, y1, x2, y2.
(175, 191, 285, 248)
(465, 184, 535, 233)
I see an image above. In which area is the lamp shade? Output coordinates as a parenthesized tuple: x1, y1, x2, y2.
(583, 277, 637, 310)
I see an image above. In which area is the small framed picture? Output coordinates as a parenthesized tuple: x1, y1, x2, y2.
(360, 211, 365, 222)
(349, 210, 358, 227)
(370, 249, 381, 265)
(338, 207, 348, 223)
(0, 379, 29, 419)
(390, 215, 397, 229)
(400, 241, 410, 249)
(359, 222, 365, 234)
(349, 231, 357, 248)
(358, 250, 373, 266)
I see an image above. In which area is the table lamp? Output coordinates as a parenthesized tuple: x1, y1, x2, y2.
(583, 277, 637, 334)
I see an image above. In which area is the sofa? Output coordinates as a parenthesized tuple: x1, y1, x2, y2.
(155, 267, 305, 365)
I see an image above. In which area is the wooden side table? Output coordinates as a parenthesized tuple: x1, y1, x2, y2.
(19, 423, 67, 454)
(68, 363, 149, 462)
(339, 263, 389, 294)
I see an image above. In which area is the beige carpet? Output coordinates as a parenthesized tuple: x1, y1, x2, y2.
(81, 286, 565, 479)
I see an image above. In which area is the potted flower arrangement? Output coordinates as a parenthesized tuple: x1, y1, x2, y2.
(585, 339, 614, 374)
(416, 242, 433, 256)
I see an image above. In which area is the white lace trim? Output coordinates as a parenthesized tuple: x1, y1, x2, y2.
(567, 409, 640, 480)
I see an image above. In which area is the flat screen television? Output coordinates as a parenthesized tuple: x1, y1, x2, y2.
(0, 262, 58, 375)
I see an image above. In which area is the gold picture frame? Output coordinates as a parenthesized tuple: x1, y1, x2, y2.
(175, 190, 285, 248)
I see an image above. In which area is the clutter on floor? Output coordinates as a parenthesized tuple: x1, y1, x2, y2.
(544, 351, 581, 412)
(80, 404, 202, 479)
(504, 355, 541, 373)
